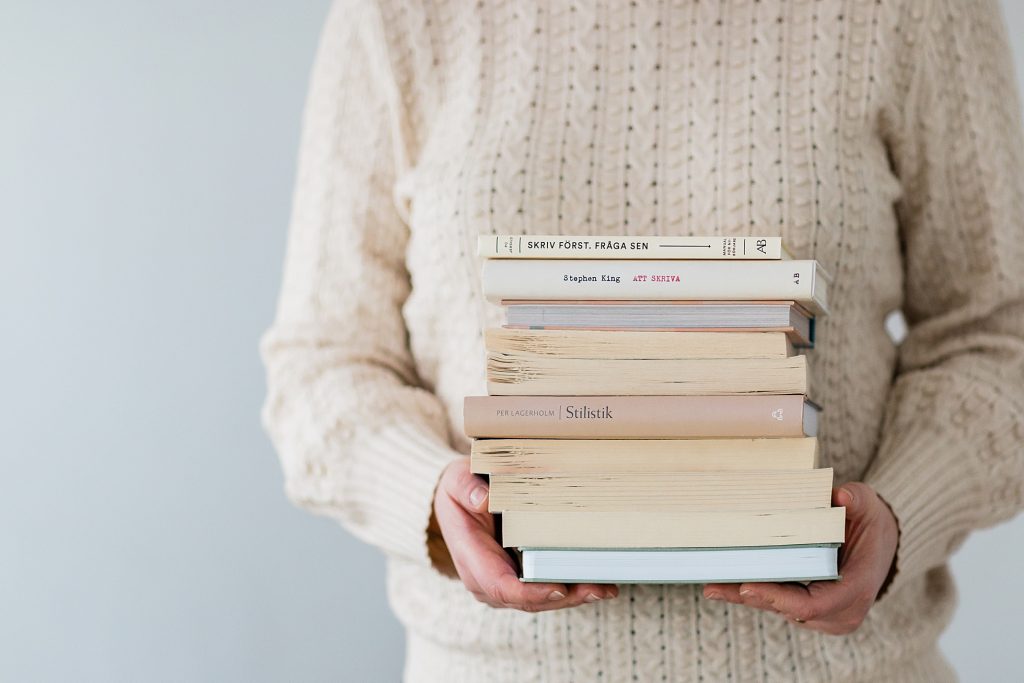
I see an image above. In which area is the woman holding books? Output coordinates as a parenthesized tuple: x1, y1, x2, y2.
(262, 0, 1024, 680)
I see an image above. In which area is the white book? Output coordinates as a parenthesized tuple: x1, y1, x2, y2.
(483, 259, 830, 315)
(519, 545, 840, 584)
(480, 235, 789, 259)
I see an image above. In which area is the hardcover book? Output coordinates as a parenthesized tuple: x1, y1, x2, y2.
(484, 259, 829, 315)
(519, 546, 840, 584)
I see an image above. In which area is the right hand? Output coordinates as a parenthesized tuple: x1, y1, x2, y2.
(431, 457, 618, 612)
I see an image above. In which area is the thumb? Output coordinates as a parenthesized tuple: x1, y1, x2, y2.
(445, 459, 491, 513)
(833, 482, 875, 518)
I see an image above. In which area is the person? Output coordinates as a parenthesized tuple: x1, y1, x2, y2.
(261, 0, 1024, 680)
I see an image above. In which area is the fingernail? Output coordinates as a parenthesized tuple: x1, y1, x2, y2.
(739, 588, 754, 597)
(705, 591, 722, 601)
(547, 590, 566, 601)
(469, 486, 487, 508)
(584, 593, 603, 603)
(841, 487, 855, 505)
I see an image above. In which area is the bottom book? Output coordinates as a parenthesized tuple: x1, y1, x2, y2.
(519, 545, 840, 584)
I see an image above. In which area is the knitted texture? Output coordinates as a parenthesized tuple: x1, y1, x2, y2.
(261, 0, 1024, 680)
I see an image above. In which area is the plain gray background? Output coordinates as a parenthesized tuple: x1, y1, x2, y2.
(2, 1, 1022, 681)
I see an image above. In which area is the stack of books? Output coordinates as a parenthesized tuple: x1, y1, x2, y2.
(465, 235, 845, 584)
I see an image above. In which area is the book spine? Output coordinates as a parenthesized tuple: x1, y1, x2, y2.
(501, 508, 847, 548)
(482, 259, 824, 314)
(464, 395, 810, 438)
(479, 235, 785, 259)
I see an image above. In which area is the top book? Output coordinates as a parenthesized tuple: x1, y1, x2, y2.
(479, 235, 791, 260)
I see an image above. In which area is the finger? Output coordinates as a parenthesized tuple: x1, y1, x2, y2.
(703, 583, 745, 605)
(736, 580, 859, 624)
(444, 459, 491, 514)
(566, 582, 620, 604)
(833, 482, 883, 525)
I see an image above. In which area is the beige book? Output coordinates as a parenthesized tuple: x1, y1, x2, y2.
(487, 468, 834, 512)
(471, 437, 818, 474)
(500, 508, 847, 548)
(487, 355, 808, 396)
(485, 328, 795, 359)
(464, 395, 820, 438)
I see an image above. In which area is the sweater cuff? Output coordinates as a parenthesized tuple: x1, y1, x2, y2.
(864, 371, 1021, 601)
(294, 422, 459, 566)
(865, 427, 977, 600)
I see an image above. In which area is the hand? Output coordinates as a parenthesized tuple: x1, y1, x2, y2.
(430, 457, 618, 612)
(702, 482, 898, 635)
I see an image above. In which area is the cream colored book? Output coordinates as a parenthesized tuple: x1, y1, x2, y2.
(482, 259, 830, 316)
(479, 235, 790, 259)
(470, 437, 818, 474)
(487, 468, 834, 512)
(485, 328, 795, 359)
(487, 354, 808, 396)
(501, 508, 847, 548)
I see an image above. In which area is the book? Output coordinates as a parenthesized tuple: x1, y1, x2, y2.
(500, 508, 847, 548)
(470, 437, 819, 474)
(503, 301, 814, 347)
(483, 259, 830, 315)
(487, 354, 808, 396)
(464, 395, 820, 438)
(486, 328, 796, 359)
(479, 234, 789, 260)
(487, 469, 833, 512)
(518, 546, 840, 584)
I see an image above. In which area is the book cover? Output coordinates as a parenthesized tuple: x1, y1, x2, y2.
(480, 234, 788, 259)
(483, 259, 830, 315)
(464, 395, 820, 438)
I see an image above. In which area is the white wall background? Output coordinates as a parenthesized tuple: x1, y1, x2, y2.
(1, 1, 1021, 681)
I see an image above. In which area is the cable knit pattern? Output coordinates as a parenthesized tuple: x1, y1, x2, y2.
(261, 1, 1024, 680)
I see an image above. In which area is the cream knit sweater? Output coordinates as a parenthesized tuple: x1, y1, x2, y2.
(261, 0, 1024, 680)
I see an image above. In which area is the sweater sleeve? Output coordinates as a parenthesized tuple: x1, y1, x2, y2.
(260, 0, 458, 565)
(866, 0, 1024, 597)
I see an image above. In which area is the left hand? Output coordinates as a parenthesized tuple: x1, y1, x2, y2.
(703, 482, 898, 635)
